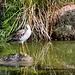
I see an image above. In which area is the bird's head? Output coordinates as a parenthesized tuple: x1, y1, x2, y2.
(25, 24, 31, 30)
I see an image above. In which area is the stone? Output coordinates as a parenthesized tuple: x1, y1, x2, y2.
(0, 54, 34, 67)
(52, 5, 75, 40)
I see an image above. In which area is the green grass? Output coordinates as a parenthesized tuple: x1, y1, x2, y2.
(0, 0, 75, 40)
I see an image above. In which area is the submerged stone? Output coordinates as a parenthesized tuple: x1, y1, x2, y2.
(0, 54, 34, 67)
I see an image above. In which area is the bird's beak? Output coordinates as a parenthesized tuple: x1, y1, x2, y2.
(24, 25, 26, 29)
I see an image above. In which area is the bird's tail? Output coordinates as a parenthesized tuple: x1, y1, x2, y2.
(6, 38, 13, 43)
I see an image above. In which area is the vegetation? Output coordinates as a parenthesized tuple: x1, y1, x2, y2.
(0, 41, 75, 74)
(0, 0, 75, 41)
(0, 1, 75, 75)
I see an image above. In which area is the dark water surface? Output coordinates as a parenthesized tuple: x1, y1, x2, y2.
(0, 41, 75, 75)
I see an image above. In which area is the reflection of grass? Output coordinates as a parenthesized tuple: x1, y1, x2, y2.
(0, 41, 75, 74)
(25, 41, 75, 71)
(0, 41, 18, 57)
(52, 41, 75, 65)
(29, 42, 62, 68)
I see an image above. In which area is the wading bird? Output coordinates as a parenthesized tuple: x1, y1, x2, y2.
(6, 24, 31, 56)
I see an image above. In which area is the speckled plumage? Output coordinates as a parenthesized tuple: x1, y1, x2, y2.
(6, 24, 31, 44)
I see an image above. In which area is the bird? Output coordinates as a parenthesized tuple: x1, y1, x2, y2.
(6, 24, 31, 56)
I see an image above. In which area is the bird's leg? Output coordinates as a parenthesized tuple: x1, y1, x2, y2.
(22, 44, 24, 55)
(19, 44, 22, 54)
(22, 44, 27, 56)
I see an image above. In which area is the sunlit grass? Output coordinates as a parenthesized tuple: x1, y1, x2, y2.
(0, 0, 75, 74)
(1, 0, 75, 40)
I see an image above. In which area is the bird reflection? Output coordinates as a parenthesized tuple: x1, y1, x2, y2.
(20, 66, 28, 75)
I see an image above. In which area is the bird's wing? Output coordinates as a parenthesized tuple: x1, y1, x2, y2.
(11, 29, 26, 41)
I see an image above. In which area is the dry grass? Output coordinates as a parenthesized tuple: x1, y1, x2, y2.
(6, 0, 75, 41)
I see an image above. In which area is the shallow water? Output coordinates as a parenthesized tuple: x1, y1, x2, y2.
(0, 41, 75, 75)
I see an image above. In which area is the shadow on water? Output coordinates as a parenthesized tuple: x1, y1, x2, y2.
(0, 41, 75, 75)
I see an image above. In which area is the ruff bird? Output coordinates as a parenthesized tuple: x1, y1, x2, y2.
(6, 24, 31, 56)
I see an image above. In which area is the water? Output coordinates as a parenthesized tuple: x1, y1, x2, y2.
(0, 41, 75, 75)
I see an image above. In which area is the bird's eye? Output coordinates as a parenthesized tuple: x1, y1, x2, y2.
(26, 26, 28, 30)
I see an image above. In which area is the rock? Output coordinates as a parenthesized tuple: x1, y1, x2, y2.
(52, 5, 75, 40)
(0, 54, 34, 67)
